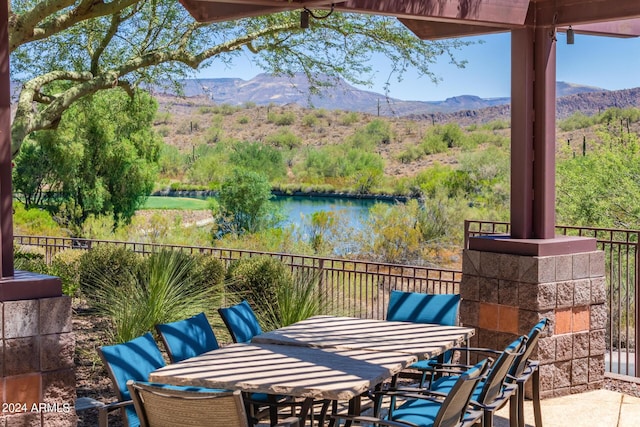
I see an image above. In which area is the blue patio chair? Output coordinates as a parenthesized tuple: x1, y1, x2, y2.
(99, 332, 222, 427)
(427, 336, 527, 427)
(218, 299, 263, 343)
(98, 332, 169, 427)
(155, 312, 219, 363)
(508, 318, 549, 427)
(333, 359, 489, 427)
(386, 290, 462, 387)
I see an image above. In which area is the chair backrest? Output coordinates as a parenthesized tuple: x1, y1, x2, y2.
(509, 318, 549, 379)
(156, 312, 220, 363)
(433, 359, 489, 427)
(476, 336, 527, 405)
(218, 300, 263, 343)
(98, 333, 166, 427)
(127, 381, 250, 427)
(386, 290, 461, 326)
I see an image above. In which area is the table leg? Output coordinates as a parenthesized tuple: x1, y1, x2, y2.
(344, 395, 362, 427)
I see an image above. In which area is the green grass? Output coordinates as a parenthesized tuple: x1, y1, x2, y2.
(143, 196, 210, 210)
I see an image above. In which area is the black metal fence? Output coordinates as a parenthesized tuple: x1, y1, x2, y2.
(14, 235, 461, 320)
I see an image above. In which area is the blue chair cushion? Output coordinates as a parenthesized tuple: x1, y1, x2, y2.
(390, 397, 441, 427)
(218, 300, 263, 343)
(156, 312, 219, 362)
(100, 333, 166, 427)
(100, 333, 166, 401)
(386, 290, 461, 326)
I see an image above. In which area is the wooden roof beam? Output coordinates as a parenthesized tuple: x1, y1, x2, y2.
(399, 19, 508, 40)
(534, 0, 640, 27)
(336, 0, 530, 27)
(558, 19, 640, 38)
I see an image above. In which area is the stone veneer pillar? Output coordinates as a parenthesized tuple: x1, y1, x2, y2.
(460, 249, 606, 398)
(1, 292, 76, 426)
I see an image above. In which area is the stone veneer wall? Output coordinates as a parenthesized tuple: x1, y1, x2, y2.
(460, 249, 606, 398)
(1, 296, 76, 426)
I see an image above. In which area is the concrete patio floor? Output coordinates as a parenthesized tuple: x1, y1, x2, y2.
(493, 389, 640, 427)
(256, 389, 640, 426)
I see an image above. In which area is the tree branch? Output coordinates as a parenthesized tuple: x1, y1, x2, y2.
(10, 0, 140, 51)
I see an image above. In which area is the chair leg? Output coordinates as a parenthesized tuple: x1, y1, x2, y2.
(517, 382, 525, 427)
(483, 410, 493, 427)
(509, 392, 519, 427)
(318, 400, 332, 426)
(532, 369, 543, 427)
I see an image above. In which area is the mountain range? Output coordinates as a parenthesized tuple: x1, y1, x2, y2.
(151, 73, 639, 119)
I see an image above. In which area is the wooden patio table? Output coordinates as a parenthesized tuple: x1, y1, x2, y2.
(149, 317, 475, 426)
(251, 315, 475, 361)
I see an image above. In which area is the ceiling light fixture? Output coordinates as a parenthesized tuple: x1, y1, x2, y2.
(567, 26, 575, 45)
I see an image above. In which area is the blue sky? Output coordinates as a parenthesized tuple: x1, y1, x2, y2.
(196, 32, 640, 102)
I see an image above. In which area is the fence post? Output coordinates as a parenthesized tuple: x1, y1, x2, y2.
(627, 241, 640, 377)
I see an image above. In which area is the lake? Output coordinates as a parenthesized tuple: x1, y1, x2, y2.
(145, 194, 395, 230)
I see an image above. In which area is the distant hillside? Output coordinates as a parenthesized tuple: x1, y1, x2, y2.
(154, 73, 607, 116)
(406, 87, 640, 125)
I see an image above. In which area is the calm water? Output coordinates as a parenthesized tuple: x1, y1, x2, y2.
(272, 195, 383, 229)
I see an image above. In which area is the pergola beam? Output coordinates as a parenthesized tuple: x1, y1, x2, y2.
(399, 19, 507, 40)
(534, 0, 640, 27)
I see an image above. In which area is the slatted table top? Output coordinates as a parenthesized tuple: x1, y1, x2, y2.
(251, 315, 475, 360)
(149, 342, 417, 401)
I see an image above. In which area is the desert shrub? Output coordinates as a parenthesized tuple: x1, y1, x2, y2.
(420, 133, 448, 154)
(85, 249, 217, 343)
(14, 247, 49, 275)
(198, 106, 214, 114)
(158, 144, 188, 178)
(348, 119, 393, 149)
(267, 111, 295, 126)
(225, 255, 292, 319)
(216, 104, 238, 116)
(13, 202, 67, 237)
(559, 112, 596, 131)
(79, 245, 142, 297)
(50, 249, 84, 296)
(313, 108, 328, 118)
(340, 112, 359, 126)
(237, 116, 249, 124)
(243, 101, 256, 109)
(481, 120, 510, 131)
(204, 126, 223, 144)
(190, 254, 226, 290)
(397, 146, 423, 163)
(265, 129, 301, 149)
(302, 114, 319, 127)
(154, 111, 172, 125)
(229, 141, 286, 179)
